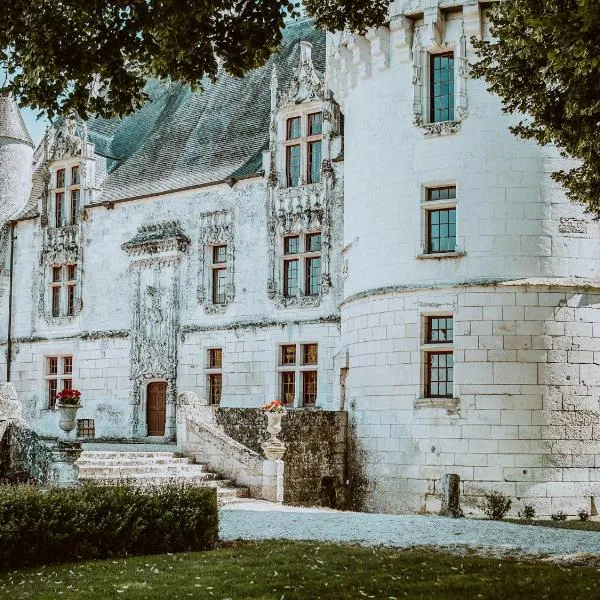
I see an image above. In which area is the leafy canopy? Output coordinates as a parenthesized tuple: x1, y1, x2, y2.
(471, 0, 600, 215)
(0, 0, 387, 119)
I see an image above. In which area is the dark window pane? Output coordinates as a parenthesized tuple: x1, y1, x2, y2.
(71, 165, 80, 185)
(52, 286, 61, 317)
(77, 419, 95, 438)
(209, 374, 222, 405)
(56, 169, 65, 188)
(430, 52, 454, 123)
(426, 352, 453, 398)
(70, 190, 79, 224)
(287, 117, 301, 140)
(308, 140, 321, 184)
(284, 236, 300, 255)
(305, 257, 321, 295)
(55, 192, 64, 227)
(209, 348, 222, 369)
(212, 268, 227, 304)
(428, 208, 456, 253)
(213, 245, 227, 264)
(48, 379, 57, 409)
(281, 371, 295, 405)
(286, 145, 301, 187)
(281, 345, 296, 365)
(302, 371, 318, 405)
(284, 259, 299, 297)
(48, 356, 58, 375)
(308, 112, 322, 136)
(63, 356, 73, 375)
(306, 232, 321, 253)
(67, 285, 76, 316)
(302, 344, 318, 365)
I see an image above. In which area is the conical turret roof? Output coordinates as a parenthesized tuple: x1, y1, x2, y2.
(0, 94, 33, 147)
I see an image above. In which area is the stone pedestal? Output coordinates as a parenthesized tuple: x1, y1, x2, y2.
(262, 458, 284, 503)
(50, 441, 83, 486)
(439, 473, 463, 518)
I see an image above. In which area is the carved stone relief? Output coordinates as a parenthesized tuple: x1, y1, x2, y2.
(197, 210, 234, 313)
(124, 221, 189, 438)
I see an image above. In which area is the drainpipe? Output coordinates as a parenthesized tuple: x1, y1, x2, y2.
(6, 222, 15, 382)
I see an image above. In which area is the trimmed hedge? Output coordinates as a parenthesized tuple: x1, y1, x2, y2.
(0, 482, 218, 571)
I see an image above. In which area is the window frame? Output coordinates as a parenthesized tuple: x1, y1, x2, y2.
(282, 110, 323, 187)
(421, 314, 454, 401)
(206, 348, 223, 405)
(45, 355, 73, 409)
(282, 232, 322, 298)
(276, 343, 319, 407)
(49, 263, 78, 318)
(52, 163, 81, 227)
(429, 51, 455, 124)
(210, 244, 228, 305)
(421, 184, 458, 256)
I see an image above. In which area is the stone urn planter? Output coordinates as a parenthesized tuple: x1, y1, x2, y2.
(261, 401, 286, 461)
(56, 389, 82, 436)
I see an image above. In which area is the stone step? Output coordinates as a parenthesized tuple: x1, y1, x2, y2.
(79, 473, 233, 487)
(78, 451, 180, 460)
(78, 465, 216, 477)
(77, 457, 194, 467)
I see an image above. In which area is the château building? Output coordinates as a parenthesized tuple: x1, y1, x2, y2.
(2, 2, 600, 515)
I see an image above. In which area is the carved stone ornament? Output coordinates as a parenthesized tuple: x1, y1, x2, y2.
(277, 41, 324, 108)
(197, 210, 235, 311)
(0, 383, 23, 421)
(122, 221, 190, 256)
(559, 217, 586, 234)
(50, 113, 83, 161)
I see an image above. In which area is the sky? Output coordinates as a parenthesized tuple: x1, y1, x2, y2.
(21, 107, 49, 147)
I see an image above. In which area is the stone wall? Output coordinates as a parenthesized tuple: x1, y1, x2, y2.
(214, 408, 348, 507)
(342, 284, 600, 516)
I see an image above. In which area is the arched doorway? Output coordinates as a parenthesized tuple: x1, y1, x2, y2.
(147, 381, 167, 436)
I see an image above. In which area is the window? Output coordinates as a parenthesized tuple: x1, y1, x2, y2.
(424, 186, 456, 254)
(71, 165, 80, 185)
(50, 264, 78, 317)
(422, 316, 454, 399)
(46, 356, 73, 409)
(277, 343, 318, 407)
(70, 189, 80, 225)
(283, 232, 322, 298)
(211, 245, 227, 305)
(56, 168, 65, 189)
(207, 348, 223, 405)
(77, 419, 95, 438)
(55, 192, 64, 227)
(430, 52, 454, 123)
(284, 111, 323, 187)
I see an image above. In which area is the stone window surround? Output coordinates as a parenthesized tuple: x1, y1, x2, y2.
(417, 311, 458, 410)
(45, 261, 82, 323)
(49, 160, 82, 228)
(417, 181, 464, 259)
(43, 353, 73, 411)
(411, 12, 468, 137)
(275, 342, 319, 408)
(277, 101, 323, 189)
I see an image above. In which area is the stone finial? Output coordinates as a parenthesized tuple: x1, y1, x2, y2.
(0, 382, 23, 421)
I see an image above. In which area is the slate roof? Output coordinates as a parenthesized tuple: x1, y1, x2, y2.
(0, 95, 34, 147)
(87, 18, 325, 203)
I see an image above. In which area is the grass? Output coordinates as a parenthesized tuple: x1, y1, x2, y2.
(509, 518, 600, 532)
(0, 541, 599, 599)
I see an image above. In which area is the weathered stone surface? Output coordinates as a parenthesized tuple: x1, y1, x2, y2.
(439, 474, 463, 518)
(0, 383, 23, 421)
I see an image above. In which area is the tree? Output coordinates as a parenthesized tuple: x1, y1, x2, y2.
(471, 0, 600, 215)
(0, 0, 388, 120)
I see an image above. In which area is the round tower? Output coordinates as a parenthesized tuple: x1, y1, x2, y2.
(0, 94, 34, 226)
(330, 2, 600, 516)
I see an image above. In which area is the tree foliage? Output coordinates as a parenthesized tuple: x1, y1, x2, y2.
(0, 0, 387, 120)
(471, 0, 600, 215)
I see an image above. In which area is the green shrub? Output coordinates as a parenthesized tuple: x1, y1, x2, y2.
(481, 490, 512, 520)
(0, 482, 218, 571)
(551, 510, 568, 521)
(518, 504, 536, 520)
(577, 508, 590, 521)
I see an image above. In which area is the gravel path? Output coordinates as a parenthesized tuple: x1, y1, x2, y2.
(220, 501, 600, 557)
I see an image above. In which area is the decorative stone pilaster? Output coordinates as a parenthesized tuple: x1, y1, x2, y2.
(261, 412, 286, 503)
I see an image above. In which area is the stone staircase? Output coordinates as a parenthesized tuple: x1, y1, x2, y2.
(76, 449, 249, 503)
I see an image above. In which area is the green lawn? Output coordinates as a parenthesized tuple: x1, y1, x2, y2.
(0, 541, 599, 599)
(509, 518, 600, 532)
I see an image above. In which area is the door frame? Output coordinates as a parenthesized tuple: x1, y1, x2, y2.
(144, 378, 168, 438)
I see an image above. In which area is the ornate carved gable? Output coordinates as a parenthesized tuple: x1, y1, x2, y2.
(122, 221, 191, 257)
(278, 41, 325, 108)
(49, 113, 87, 161)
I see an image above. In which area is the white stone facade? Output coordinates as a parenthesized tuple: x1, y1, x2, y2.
(2, 4, 600, 515)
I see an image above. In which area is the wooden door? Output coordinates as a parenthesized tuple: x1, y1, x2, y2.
(147, 382, 167, 436)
